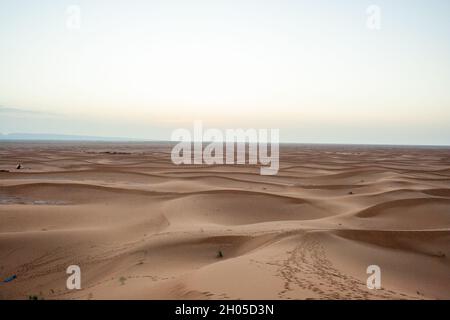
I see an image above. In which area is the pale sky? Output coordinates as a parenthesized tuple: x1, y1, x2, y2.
(1, 0, 450, 144)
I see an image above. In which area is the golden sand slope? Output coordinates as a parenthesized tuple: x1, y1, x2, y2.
(0, 142, 449, 300)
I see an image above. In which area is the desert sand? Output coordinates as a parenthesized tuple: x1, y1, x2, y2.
(0, 142, 449, 300)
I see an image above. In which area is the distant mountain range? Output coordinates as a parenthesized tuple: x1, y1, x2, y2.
(0, 133, 143, 141)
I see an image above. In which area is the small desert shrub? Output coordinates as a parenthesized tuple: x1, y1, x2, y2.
(119, 276, 127, 285)
(217, 250, 224, 258)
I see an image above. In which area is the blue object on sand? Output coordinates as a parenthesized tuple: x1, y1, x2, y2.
(3, 275, 17, 283)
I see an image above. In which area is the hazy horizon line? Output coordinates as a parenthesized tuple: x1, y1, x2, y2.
(1, 132, 450, 148)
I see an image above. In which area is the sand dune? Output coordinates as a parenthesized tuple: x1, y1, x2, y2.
(0, 142, 449, 300)
(353, 198, 450, 229)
